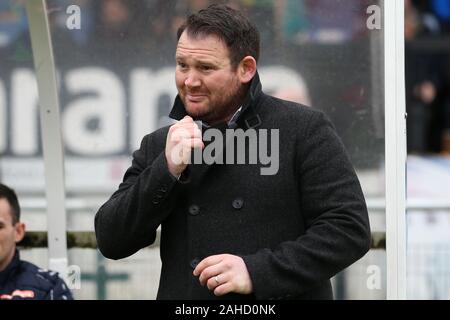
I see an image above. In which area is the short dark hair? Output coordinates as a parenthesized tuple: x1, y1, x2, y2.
(0, 183, 21, 225)
(177, 4, 260, 69)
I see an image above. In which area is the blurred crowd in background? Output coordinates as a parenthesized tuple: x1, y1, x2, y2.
(1, 0, 450, 155)
(0, 0, 377, 48)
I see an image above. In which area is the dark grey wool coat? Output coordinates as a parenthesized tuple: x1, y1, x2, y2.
(95, 72, 371, 300)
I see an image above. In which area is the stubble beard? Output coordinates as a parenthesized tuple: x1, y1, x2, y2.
(186, 81, 247, 126)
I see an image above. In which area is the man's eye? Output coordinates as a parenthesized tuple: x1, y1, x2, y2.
(177, 62, 187, 69)
(201, 65, 212, 71)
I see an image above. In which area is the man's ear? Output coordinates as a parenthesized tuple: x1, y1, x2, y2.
(14, 222, 25, 243)
(237, 56, 257, 84)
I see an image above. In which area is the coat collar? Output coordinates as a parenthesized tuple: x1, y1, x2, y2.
(169, 71, 263, 130)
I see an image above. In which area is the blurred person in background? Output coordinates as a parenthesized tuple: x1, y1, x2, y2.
(442, 55, 450, 154)
(46, 0, 95, 48)
(405, 0, 443, 153)
(413, 0, 450, 34)
(0, 184, 73, 300)
(301, 0, 367, 44)
(95, 0, 133, 41)
(92, 0, 148, 50)
(0, 0, 28, 48)
(0, 0, 32, 64)
(431, 0, 450, 33)
(274, 0, 309, 44)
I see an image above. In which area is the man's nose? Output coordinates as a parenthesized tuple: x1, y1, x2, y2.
(184, 72, 201, 88)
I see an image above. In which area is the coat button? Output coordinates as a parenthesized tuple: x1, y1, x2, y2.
(188, 204, 200, 216)
(232, 198, 244, 209)
(190, 258, 200, 269)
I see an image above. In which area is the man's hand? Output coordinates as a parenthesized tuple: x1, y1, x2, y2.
(165, 116, 203, 177)
(193, 254, 253, 296)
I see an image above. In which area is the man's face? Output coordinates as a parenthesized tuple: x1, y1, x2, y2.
(175, 31, 244, 125)
(0, 199, 24, 272)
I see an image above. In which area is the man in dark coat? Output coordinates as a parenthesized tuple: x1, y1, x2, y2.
(0, 184, 73, 300)
(95, 4, 371, 300)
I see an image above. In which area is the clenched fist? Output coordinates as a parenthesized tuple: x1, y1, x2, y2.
(165, 116, 204, 178)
